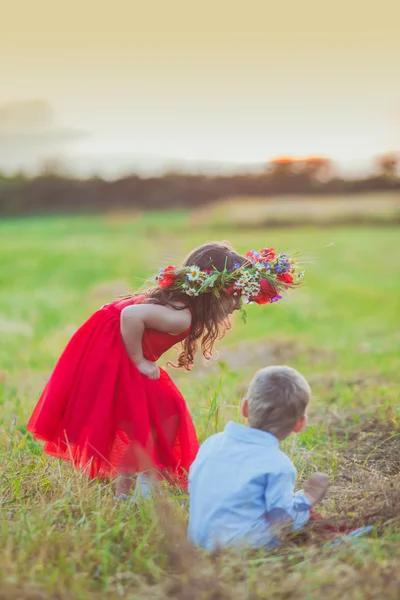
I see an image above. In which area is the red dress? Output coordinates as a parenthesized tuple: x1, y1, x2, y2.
(27, 296, 199, 481)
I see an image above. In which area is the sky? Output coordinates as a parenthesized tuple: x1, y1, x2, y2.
(1, 0, 400, 175)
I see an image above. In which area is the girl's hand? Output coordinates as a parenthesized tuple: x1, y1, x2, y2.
(120, 304, 191, 376)
(136, 360, 160, 380)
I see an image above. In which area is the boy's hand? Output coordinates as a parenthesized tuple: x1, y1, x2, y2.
(304, 472, 330, 506)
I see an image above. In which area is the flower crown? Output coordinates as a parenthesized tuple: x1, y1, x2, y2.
(153, 248, 304, 306)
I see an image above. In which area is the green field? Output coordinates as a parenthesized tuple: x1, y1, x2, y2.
(1, 212, 399, 599)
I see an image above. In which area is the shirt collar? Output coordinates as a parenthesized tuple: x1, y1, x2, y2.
(224, 421, 279, 448)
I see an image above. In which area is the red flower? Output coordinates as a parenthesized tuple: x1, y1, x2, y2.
(245, 250, 261, 263)
(226, 285, 240, 296)
(277, 272, 294, 288)
(253, 279, 279, 305)
(260, 247, 276, 260)
(159, 266, 176, 288)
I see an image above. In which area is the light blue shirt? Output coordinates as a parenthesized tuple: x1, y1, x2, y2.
(188, 422, 311, 550)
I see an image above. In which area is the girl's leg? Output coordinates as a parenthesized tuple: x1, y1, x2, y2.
(116, 473, 135, 497)
(115, 437, 155, 497)
(116, 413, 180, 498)
(134, 414, 181, 496)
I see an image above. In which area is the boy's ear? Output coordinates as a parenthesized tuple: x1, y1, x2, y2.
(241, 398, 249, 419)
(292, 415, 307, 434)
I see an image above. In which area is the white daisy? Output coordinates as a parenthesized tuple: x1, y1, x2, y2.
(250, 283, 261, 295)
(185, 287, 199, 297)
(235, 276, 248, 288)
(242, 285, 252, 296)
(256, 263, 271, 275)
(187, 266, 201, 281)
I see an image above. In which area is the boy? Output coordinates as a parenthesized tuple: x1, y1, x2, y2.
(188, 366, 330, 549)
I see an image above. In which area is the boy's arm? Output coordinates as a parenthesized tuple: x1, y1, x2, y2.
(265, 469, 330, 531)
(265, 468, 312, 531)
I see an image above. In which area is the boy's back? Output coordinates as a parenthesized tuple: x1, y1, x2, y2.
(188, 421, 310, 550)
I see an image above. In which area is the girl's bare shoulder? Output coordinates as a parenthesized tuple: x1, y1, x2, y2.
(121, 302, 191, 335)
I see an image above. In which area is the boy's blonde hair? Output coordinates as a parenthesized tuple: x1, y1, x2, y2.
(247, 366, 310, 436)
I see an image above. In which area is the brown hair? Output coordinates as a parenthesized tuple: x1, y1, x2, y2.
(143, 241, 250, 370)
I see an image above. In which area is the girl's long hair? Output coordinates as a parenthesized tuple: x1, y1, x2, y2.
(142, 242, 250, 370)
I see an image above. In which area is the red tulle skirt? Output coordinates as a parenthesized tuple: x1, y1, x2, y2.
(27, 306, 199, 482)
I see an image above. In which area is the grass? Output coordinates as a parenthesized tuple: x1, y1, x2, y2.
(190, 192, 400, 229)
(0, 207, 400, 599)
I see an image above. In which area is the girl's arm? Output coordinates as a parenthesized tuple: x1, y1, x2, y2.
(120, 304, 191, 379)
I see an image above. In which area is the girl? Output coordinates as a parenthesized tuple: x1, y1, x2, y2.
(27, 242, 303, 497)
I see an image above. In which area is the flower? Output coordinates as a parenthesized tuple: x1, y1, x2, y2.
(256, 262, 271, 275)
(187, 266, 201, 281)
(274, 254, 291, 274)
(277, 272, 294, 288)
(153, 246, 304, 309)
(259, 247, 276, 260)
(226, 284, 239, 296)
(237, 274, 253, 288)
(245, 250, 261, 263)
(275, 261, 290, 274)
(297, 270, 305, 280)
(242, 270, 252, 282)
(249, 282, 261, 295)
(158, 265, 176, 288)
(253, 279, 279, 305)
(185, 287, 200, 297)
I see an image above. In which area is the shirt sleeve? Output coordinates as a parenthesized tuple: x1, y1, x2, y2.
(265, 468, 312, 531)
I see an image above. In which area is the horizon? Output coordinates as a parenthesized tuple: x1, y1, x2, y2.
(0, 137, 386, 179)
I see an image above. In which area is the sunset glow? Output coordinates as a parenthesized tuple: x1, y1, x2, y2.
(1, 0, 399, 174)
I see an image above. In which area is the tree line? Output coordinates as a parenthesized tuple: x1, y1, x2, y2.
(0, 155, 399, 217)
